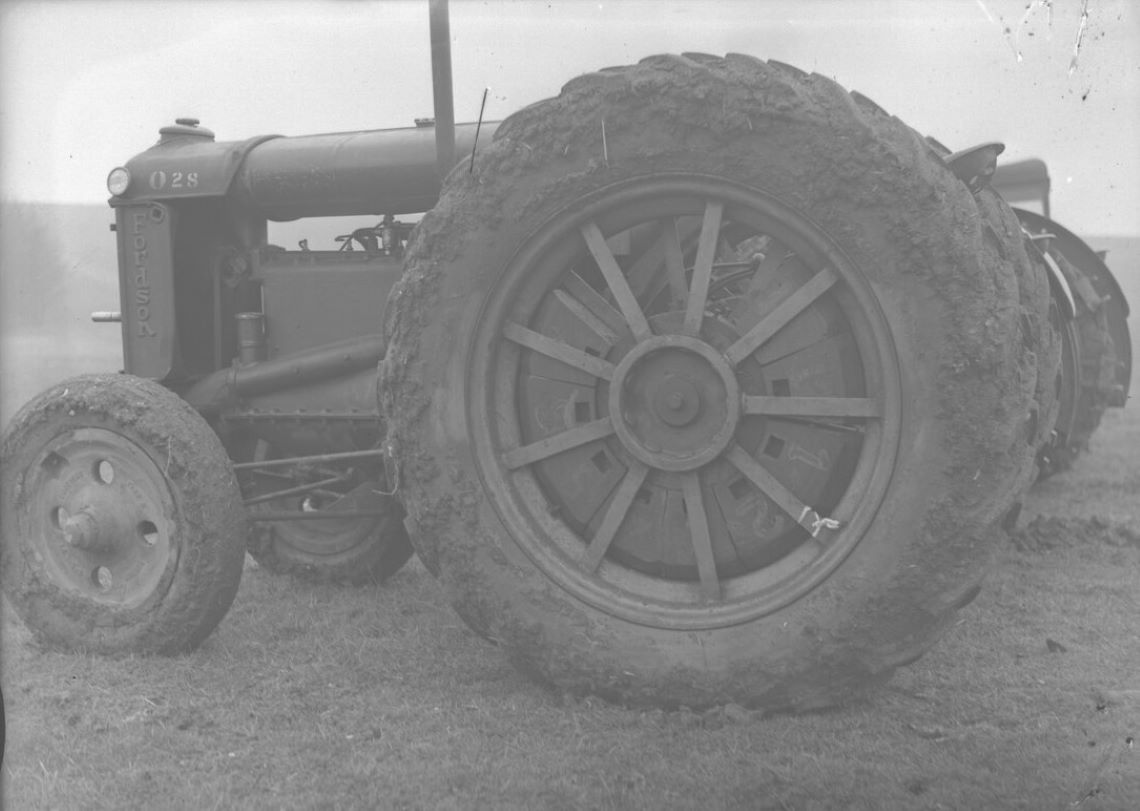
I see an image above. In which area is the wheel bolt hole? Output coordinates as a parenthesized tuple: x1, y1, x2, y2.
(138, 520, 159, 546)
(92, 566, 113, 591)
(728, 478, 751, 500)
(96, 460, 115, 485)
(590, 450, 612, 473)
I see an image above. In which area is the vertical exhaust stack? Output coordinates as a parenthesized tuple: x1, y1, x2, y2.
(429, 0, 456, 184)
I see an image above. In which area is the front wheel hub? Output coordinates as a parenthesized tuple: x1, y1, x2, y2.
(29, 427, 174, 606)
(610, 335, 740, 472)
(58, 508, 111, 552)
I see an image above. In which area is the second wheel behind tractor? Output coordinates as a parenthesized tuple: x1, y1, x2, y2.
(241, 447, 412, 585)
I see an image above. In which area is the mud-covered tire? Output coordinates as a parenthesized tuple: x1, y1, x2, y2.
(381, 55, 1052, 710)
(0, 374, 246, 654)
(1013, 208, 1132, 407)
(1031, 247, 1117, 478)
(247, 492, 413, 585)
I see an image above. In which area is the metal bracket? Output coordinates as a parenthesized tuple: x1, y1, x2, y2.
(946, 142, 1005, 193)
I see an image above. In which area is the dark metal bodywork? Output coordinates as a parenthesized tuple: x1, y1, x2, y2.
(107, 118, 499, 460)
(115, 121, 495, 218)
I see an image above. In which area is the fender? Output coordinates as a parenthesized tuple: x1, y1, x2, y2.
(1013, 208, 1130, 318)
(1013, 207, 1131, 404)
(1036, 242, 1076, 321)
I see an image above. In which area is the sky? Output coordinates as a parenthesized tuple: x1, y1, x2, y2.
(1, 0, 1138, 235)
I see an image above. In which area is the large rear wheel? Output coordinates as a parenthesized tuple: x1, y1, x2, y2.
(381, 55, 1050, 710)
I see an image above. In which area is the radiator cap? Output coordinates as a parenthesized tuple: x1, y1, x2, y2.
(158, 117, 215, 144)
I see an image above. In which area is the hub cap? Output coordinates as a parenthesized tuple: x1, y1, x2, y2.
(609, 334, 740, 472)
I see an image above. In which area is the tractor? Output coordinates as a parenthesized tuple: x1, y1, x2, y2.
(1, 2, 1130, 712)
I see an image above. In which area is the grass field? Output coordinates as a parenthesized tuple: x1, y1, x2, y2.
(2, 399, 1138, 809)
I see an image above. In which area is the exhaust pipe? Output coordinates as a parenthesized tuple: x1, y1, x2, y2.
(429, 0, 456, 184)
(181, 334, 387, 413)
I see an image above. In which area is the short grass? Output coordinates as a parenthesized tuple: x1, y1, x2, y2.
(3, 409, 1139, 810)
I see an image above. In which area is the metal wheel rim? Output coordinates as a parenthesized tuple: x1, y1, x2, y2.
(468, 175, 902, 629)
(1052, 303, 1080, 445)
(25, 427, 175, 608)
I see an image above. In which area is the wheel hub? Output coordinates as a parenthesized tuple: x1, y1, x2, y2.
(58, 507, 112, 552)
(652, 378, 700, 426)
(30, 428, 172, 606)
(609, 334, 740, 472)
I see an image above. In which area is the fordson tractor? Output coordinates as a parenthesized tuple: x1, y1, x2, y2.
(1, 3, 1130, 711)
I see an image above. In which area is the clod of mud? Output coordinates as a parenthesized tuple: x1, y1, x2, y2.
(1092, 688, 1140, 709)
(1010, 515, 1140, 553)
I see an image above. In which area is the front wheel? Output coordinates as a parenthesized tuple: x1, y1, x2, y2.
(1, 375, 247, 654)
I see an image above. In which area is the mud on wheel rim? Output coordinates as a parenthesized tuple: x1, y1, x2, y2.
(24, 427, 175, 608)
(469, 175, 902, 629)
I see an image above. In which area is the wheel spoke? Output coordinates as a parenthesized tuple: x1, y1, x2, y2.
(503, 322, 616, 380)
(742, 395, 881, 419)
(502, 418, 615, 470)
(724, 268, 839, 366)
(683, 201, 724, 336)
(681, 472, 721, 600)
(580, 460, 649, 571)
(726, 444, 841, 539)
(560, 272, 629, 341)
(661, 218, 688, 306)
(581, 221, 652, 341)
(625, 217, 702, 306)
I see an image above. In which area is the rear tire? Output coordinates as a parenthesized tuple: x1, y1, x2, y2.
(1, 374, 246, 654)
(1034, 249, 1117, 477)
(381, 55, 1050, 710)
(247, 484, 412, 585)
(1014, 207, 1130, 477)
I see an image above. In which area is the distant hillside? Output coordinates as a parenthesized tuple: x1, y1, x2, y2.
(1, 202, 122, 424)
(0, 201, 120, 332)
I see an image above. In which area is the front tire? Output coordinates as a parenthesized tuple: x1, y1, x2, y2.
(381, 55, 1050, 710)
(1, 374, 246, 654)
